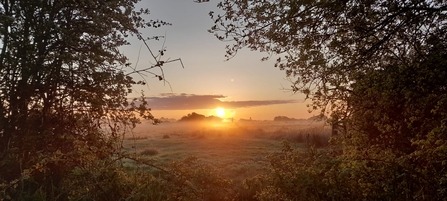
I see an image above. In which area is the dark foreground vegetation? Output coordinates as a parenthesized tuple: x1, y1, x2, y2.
(1, 0, 447, 200)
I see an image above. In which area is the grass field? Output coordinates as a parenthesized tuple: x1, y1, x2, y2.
(122, 119, 331, 187)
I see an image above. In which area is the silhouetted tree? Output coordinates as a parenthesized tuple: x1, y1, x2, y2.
(273, 116, 296, 121)
(0, 0, 173, 199)
(179, 112, 223, 122)
(210, 0, 447, 199)
(179, 112, 207, 121)
(210, 0, 447, 117)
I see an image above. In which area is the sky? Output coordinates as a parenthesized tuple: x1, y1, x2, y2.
(120, 0, 314, 120)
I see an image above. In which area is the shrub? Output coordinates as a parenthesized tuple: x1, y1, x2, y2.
(140, 147, 159, 156)
(244, 141, 350, 201)
(163, 156, 237, 201)
(162, 134, 170, 139)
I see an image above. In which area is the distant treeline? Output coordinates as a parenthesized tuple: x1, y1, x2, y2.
(178, 112, 222, 122)
(273, 116, 298, 121)
(273, 115, 327, 122)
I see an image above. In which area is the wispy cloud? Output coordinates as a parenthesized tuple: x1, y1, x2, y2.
(141, 93, 297, 110)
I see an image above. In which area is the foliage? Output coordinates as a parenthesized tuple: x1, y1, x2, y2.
(0, 1, 249, 200)
(244, 140, 446, 201)
(59, 155, 237, 201)
(209, 0, 447, 200)
(348, 51, 447, 154)
(239, 52, 447, 199)
(209, 0, 447, 116)
(0, 0, 171, 199)
(162, 156, 237, 201)
(243, 141, 340, 201)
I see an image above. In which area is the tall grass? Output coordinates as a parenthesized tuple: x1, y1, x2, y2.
(252, 126, 331, 148)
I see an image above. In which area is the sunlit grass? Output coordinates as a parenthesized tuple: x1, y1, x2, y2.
(123, 120, 330, 185)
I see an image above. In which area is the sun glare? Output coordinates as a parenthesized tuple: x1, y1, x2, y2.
(215, 107, 226, 118)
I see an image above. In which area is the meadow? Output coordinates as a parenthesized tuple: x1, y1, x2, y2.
(122, 119, 331, 190)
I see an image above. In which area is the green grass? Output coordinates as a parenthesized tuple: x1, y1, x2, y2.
(123, 120, 330, 184)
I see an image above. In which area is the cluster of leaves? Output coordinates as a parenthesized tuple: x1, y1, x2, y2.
(244, 141, 338, 201)
(246, 137, 446, 200)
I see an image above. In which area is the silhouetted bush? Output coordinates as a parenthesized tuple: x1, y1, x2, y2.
(140, 147, 159, 156)
(162, 134, 170, 139)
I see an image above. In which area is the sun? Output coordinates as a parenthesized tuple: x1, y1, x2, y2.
(215, 107, 226, 118)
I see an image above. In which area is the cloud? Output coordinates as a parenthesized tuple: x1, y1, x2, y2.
(142, 93, 297, 110)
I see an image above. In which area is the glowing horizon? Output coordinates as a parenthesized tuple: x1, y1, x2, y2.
(215, 107, 226, 118)
(122, 1, 315, 121)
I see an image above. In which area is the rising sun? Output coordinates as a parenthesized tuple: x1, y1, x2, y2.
(215, 107, 226, 118)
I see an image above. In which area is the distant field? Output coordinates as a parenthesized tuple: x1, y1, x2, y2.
(122, 120, 331, 185)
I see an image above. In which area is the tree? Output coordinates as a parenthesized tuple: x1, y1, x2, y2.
(210, 0, 447, 199)
(210, 0, 447, 116)
(180, 112, 207, 121)
(348, 51, 447, 154)
(0, 0, 172, 199)
(179, 112, 223, 122)
(273, 116, 300, 121)
(209, 0, 447, 151)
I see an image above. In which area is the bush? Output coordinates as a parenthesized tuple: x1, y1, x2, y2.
(140, 147, 159, 156)
(163, 156, 237, 201)
(244, 141, 340, 201)
(162, 134, 170, 139)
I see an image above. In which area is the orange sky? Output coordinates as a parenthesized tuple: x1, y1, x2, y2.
(148, 96, 314, 121)
(121, 0, 316, 120)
